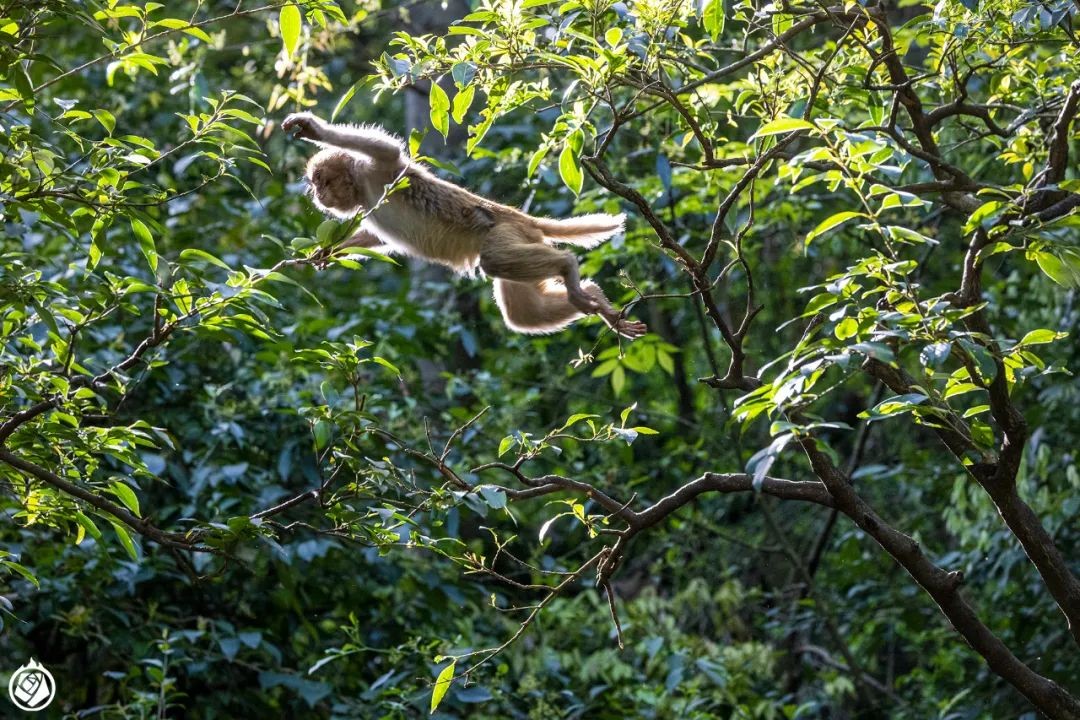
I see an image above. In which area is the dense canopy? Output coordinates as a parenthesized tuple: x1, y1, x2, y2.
(1, 0, 1079, 718)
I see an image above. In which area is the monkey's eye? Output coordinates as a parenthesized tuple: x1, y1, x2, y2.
(312, 169, 323, 182)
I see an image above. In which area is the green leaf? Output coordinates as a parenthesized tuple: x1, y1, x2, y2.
(944, 381, 981, 399)
(313, 420, 332, 450)
(107, 480, 141, 516)
(74, 512, 102, 541)
(605, 27, 622, 46)
(479, 487, 506, 510)
(1, 560, 38, 588)
(179, 248, 231, 270)
(805, 211, 866, 247)
(750, 116, 815, 140)
(1017, 329, 1065, 347)
(611, 365, 626, 396)
(93, 109, 116, 134)
(702, 0, 725, 41)
(834, 316, 858, 340)
(850, 342, 894, 362)
(527, 146, 549, 178)
(451, 85, 474, 124)
(332, 80, 367, 122)
(1033, 251, 1079, 287)
(886, 225, 937, 245)
(13, 62, 34, 110)
(152, 18, 212, 43)
(429, 82, 450, 138)
(959, 339, 998, 384)
(430, 660, 456, 714)
(89, 235, 104, 270)
(222, 108, 261, 125)
(131, 218, 157, 273)
(498, 436, 514, 457)
(963, 200, 1006, 235)
(451, 62, 476, 87)
(109, 521, 139, 561)
(559, 145, 583, 196)
(560, 413, 599, 431)
(279, 4, 302, 58)
(859, 393, 929, 421)
(919, 342, 951, 369)
(372, 357, 400, 375)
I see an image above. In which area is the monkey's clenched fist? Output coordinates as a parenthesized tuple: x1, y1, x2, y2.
(281, 112, 322, 141)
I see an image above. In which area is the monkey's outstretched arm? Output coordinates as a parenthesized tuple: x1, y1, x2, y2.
(283, 112, 403, 167)
(312, 227, 392, 265)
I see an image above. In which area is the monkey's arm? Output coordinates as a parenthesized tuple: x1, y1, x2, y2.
(312, 227, 392, 265)
(283, 113, 403, 167)
(337, 228, 391, 252)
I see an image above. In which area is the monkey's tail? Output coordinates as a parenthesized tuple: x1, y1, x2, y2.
(530, 213, 625, 248)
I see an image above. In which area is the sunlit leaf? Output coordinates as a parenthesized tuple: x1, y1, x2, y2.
(750, 116, 816, 140)
(430, 660, 456, 714)
(131, 218, 157, 273)
(429, 82, 450, 138)
(279, 4, 301, 58)
(559, 145, 583, 196)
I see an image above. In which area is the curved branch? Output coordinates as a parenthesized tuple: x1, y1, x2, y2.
(631, 473, 832, 531)
(798, 438, 1080, 719)
(0, 449, 214, 553)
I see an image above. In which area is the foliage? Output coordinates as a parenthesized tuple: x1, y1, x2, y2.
(1, 0, 1079, 718)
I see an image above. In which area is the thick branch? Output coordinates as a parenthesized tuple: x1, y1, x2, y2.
(799, 439, 1080, 719)
(925, 102, 1009, 137)
(1045, 80, 1080, 185)
(631, 473, 832, 531)
(952, 223, 1080, 645)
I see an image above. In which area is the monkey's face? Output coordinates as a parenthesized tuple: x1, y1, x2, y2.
(307, 151, 363, 215)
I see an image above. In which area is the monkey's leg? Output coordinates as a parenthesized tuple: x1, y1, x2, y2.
(480, 226, 646, 339)
(581, 282, 648, 339)
(479, 226, 599, 311)
(493, 279, 584, 334)
(494, 279, 646, 339)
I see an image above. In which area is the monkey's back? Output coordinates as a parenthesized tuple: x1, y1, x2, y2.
(399, 165, 505, 229)
(363, 165, 482, 274)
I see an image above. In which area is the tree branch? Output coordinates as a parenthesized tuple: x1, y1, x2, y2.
(0, 449, 214, 553)
(798, 438, 1080, 719)
(630, 473, 833, 531)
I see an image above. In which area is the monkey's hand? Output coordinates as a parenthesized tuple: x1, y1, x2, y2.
(282, 112, 325, 141)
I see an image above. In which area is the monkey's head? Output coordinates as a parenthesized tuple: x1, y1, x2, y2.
(306, 150, 363, 217)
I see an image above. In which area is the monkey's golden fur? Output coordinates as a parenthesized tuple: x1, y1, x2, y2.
(283, 112, 646, 339)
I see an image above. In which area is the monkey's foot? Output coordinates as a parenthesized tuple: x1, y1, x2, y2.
(601, 310, 647, 340)
(613, 319, 648, 340)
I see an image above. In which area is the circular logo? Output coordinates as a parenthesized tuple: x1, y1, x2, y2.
(8, 659, 55, 712)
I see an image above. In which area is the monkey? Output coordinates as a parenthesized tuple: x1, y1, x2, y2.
(281, 112, 647, 339)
